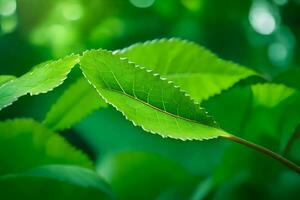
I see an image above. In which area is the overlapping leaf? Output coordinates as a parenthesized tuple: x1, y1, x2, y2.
(204, 83, 299, 140)
(0, 165, 113, 200)
(201, 83, 300, 195)
(0, 55, 79, 111)
(202, 86, 253, 134)
(0, 119, 93, 175)
(44, 77, 107, 131)
(118, 38, 257, 102)
(80, 49, 229, 141)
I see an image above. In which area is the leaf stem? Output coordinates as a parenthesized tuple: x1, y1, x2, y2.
(222, 134, 300, 174)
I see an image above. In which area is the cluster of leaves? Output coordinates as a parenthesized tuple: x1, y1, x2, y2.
(0, 39, 299, 199)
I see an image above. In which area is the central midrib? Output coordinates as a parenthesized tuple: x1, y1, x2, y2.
(101, 87, 218, 128)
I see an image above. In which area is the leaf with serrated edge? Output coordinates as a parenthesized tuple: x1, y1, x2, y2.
(80, 49, 230, 141)
(118, 38, 258, 102)
(44, 77, 107, 131)
(0, 54, 79, 111)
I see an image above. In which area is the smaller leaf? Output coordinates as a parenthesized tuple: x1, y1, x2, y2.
(44, 77, 107, 131)
(0, 55, 79, 111)
(0, 119, 93, 175)
(0, 165, 113, 200)
(251, 83, 295, 108)
(0, 75, 15, 86)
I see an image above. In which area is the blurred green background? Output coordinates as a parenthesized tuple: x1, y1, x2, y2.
(0, 0, 300, 199)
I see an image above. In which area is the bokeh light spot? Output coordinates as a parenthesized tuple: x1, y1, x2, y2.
(0, 0, 16, 16)
(249, 5, 276, 35)
(62, 2, 83, 21)
(130, 0, 155, 8)
(1, 14, 17, 34)
(181, 0, 202, 12)
(268, 43, 288, 65)
(31, 23, 77, 57)
(273, 0, 288, 6)
(90, 17, 124, 46)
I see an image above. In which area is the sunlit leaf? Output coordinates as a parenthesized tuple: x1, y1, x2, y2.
(0, 75, 15, 85)
(118, 38, 257, 102)
(80, 49, 229, 141)
(0, 55, 79, 111)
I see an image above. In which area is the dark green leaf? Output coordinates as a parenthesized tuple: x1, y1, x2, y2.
(97, 151, 192, 200)
(0, 164, 113, 200)
(0, 119, 93, 175)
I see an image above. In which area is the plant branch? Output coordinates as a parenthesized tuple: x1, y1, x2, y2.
(222, 134, 300, 174)
(283, 125, 300, 156)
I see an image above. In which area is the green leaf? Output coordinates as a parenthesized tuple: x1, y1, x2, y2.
(97, 151, 192, 200)
(251, 83, 295, 108)
(0, 55, 79, 111)
(206, 83, 300, 187)
(0, 119, 93, 175)
(0, 165, 113, 200)
(202, 86, 253, 135)
(118, 38, 257, 102)
(274, 68, 300, 90)
(80, 49, 229, 141)
(204, 83, 298, 141)
(248, 84, 298, 141)
(0, 75, 15, 86)
(44, 77, 107, 131)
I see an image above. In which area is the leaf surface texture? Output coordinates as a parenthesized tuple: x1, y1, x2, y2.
(119, 39, 257, 102)
(0, 55, 79, 111)
(80, 49, 229, 141)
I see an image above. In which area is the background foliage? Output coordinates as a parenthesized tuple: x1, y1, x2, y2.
(0, 0, 300, 199)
